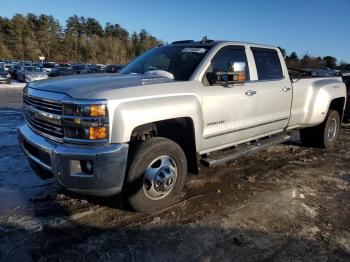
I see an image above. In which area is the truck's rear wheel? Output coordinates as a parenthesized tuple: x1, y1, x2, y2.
(300, 110, 340, 149)
(125, 137, 187, 213)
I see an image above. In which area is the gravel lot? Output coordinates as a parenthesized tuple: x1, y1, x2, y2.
(0, 90, 349, 261)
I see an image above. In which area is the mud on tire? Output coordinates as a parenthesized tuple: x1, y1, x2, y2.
(125, 137, 187, 213)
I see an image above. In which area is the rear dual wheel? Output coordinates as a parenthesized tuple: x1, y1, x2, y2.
(300, 110, 340, 149)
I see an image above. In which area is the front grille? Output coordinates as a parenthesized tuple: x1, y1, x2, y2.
(23, 95, 62, 114)
(23, 94, 64, 141)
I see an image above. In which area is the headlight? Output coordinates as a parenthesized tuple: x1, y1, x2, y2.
(62, 101, 109, 141)
(63, 104, 107, 117)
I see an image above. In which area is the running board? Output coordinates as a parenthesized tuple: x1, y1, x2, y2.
(201, 134, 291, 168)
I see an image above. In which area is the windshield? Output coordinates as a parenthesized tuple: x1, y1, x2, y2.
(120, 46, 211, 81)
(25, 66, 44, 73)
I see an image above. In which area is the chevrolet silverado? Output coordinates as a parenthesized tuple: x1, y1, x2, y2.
(18, 39, 347, 213)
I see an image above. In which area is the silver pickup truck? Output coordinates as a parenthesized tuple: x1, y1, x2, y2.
(18, 39, 347, 213)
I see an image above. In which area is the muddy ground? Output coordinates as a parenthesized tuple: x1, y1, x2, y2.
(0, 90, 349, 261)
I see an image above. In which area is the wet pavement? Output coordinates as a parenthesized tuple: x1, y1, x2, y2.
(0, 90, 349, 261)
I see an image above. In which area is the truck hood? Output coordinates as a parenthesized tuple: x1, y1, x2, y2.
(28, 73, 174, 99)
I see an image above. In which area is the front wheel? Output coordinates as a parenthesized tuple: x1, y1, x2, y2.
(125, 137, 187, 213)
(300, 110, 340, 149)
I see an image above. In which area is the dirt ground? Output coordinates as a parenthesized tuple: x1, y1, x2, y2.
(0, 90, 349, 261)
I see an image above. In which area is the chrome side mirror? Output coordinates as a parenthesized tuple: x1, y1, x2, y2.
(207, 61, 246, 86)
(228, 61, 246, 74)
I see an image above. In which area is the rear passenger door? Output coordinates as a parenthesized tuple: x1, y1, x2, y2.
(249, 47, 292, 134)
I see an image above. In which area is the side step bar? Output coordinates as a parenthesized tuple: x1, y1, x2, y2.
(201, 134, 291, 168)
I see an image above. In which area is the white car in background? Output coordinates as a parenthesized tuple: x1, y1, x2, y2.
(42, 62, 56, 73)
(0, 66, 11, 84)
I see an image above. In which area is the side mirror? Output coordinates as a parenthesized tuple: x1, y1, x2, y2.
(207, 61, 246, 86)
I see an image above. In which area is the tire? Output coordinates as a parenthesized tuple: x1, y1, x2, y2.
(300, 110, 340, 149)
(125, 137, 187, 213)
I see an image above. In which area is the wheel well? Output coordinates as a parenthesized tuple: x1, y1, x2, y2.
(130, 118, 198, 174)
(329, 97, 345, 121)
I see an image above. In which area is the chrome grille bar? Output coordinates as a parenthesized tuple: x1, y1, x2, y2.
(25, 112, 64, 138)
(24, 93, 64, 141)
(23, 95, 62, 114)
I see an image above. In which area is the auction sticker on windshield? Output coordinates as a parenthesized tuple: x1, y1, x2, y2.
(182, 48, 207, 53)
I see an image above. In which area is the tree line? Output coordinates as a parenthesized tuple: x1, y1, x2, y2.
(278, 47, 350, 71)
(0, 13, 349, 70)
(0, 14, 162, 64)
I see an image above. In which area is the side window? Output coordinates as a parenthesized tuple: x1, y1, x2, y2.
(210, 47, 250, 80)
(252, 48, 283, 80)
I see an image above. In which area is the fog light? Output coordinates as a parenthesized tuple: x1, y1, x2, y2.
(80, 160, 94, 174)
(89, 127, 107, 139)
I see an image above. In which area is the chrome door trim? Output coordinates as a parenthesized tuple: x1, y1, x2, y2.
(204, 117, 289, 139)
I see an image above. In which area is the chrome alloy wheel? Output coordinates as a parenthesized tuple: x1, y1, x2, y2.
(327, 118, 337, 141)
(143, 155, 178, 200)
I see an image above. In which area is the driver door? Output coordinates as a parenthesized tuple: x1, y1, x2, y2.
(200, 46, 259, 152)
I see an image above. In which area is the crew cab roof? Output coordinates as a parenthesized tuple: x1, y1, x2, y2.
(168, 40, 277, 49)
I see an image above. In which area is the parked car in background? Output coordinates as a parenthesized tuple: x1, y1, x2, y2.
(49, 67, 76, 77)
(17, 65, 49, 83)
(0, 66, 11, 84)
(8, 64, 22, 80)
(56, 62, 70, 67)
(70, 64, 87, 74)
(88, 64, 106, 73)
(43, 62, 56, 73)
(310, 69, 331, 77)
(77, 64, 105, 74)
(3, 63, 12, 72)
(342, 72, 350, 119)
(105, 64, 124, 73)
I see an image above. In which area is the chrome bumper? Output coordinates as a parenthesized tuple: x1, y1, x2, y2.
(18, 121, 129, 196)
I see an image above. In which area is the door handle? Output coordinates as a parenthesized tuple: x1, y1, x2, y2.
(245, 90, 257, 96)
(282, 87, 291, 92)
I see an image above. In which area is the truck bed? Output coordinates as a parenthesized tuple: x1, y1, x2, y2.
(288, 76, 346, 128)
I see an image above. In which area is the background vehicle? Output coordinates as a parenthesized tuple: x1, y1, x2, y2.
(70, 64, 88, 74)
(8, 64, 21, 80)
(105, 64, 124, 73)
(342, 72, 350, 119)
(18, 40, 346, 213)
(0, 66, 11, 84)
(49, 67, 76, 77)
(3, 63, 12, 72)
(17, 65, 49, 83)
(56, 62, 70, 67)
(76, 64, 106, 74)
(42, 62, 56, 73)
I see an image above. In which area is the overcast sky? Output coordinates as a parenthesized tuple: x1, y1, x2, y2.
(1, 0, 350, 62)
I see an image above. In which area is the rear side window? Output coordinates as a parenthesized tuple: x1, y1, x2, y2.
(252, 48, 283, 80)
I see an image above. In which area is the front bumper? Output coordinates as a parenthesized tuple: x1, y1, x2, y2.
(18, 121, 129, 196)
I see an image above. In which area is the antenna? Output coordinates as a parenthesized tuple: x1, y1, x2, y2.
(200, 36, 213, 43)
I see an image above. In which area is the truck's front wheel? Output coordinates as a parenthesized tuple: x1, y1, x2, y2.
(300, 110, 340, 149)
(125, 137, 187, 213)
